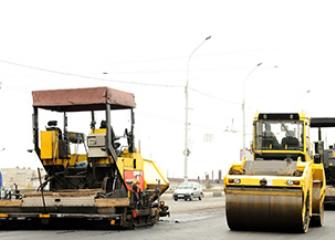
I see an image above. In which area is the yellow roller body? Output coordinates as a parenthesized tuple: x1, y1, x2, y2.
(224, 113, 326, 233)
(225, 187, 309, 232)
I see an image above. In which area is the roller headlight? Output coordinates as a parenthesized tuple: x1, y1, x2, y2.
(287, 179, 300, 185)
(234, 178, 241, 184)
(228, 178, 241, 184)
(287, 180, 294, 185)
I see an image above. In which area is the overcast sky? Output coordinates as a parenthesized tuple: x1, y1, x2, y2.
(0, 0, 335, 178)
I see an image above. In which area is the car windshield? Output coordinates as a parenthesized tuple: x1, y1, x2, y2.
(255, 120, 304, 150)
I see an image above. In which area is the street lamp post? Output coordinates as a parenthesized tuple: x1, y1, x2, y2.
(242, 62, 262, 159)
(184, 35, 212, 182)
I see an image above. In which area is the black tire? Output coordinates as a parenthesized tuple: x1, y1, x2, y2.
(300, 194, 310, 233)
(199, 196, 202, 201)
(311, 182, 324, 227)
(311, 203, 324, 227)
(174, 198, 178, 201)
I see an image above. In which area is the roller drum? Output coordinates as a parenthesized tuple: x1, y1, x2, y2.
(225, 187, 309, 232)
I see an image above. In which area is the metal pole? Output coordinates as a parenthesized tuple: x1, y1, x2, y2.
(37, 168, 47, 214)
(242, 62, 262, 159)
(184, 35, 212, 182)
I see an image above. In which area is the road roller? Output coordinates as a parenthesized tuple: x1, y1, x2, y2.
(0, 87, 169, 228)
(224, 113, 326, 233)
(310, 117, 335, 207)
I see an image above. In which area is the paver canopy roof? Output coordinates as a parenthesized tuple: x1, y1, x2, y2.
(32, 87, 136, 111)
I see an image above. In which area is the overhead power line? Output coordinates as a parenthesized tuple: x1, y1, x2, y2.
(0, 59, 181, 88)
(0, 59, 242, 105)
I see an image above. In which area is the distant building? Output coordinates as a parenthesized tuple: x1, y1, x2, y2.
(0, 168, 45, 189)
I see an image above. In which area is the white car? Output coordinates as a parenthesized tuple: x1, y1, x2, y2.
(173, 182, 204, 201)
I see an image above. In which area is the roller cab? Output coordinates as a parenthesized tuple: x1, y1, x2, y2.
(224, 113, 326, 233)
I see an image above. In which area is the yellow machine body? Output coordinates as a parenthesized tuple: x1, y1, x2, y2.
(224, 113, 326, 232)
(39, 128, 169, 198)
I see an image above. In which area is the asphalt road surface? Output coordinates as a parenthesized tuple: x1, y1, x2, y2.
(1, 197, 335, 240)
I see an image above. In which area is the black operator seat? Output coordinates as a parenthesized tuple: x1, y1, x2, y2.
(281, 131, 299, 148)
(262, 135, 280, 149)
